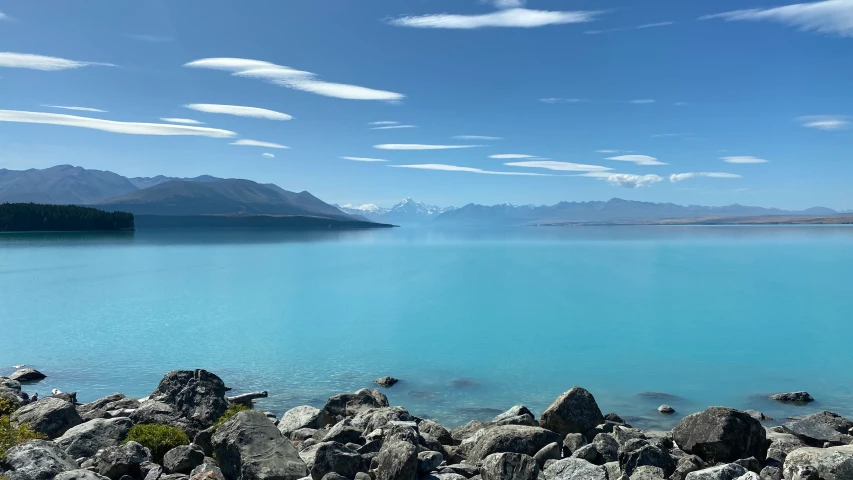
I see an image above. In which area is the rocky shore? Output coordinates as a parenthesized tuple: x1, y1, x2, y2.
(2, 369, 852, 480)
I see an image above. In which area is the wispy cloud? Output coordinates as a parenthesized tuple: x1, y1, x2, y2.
(184, 104, 293, 121)
(595, 149, 620, 153)
(340, 156, 388, 162)
(230, 139, 289, 149)
(484, 0, 526, 8)
(161, 118, 205, 125)
(262, 153, 275, 158)
(505, 160, 612, 172)
(670, 172, 742, 182)
(605, 154, 667, 166)
(127, 34, 173, 43)
(453, 135, 503, 140)
(42, 105, 106, 113)
(651, 133, 693, 138)
(0, 109, 235, 137)
(586, 22, 673, 34)
(637, 21, 674, 29)
(375, 144, 483, 150)
(798, 115, 851, 130)
(585, 28, 627, 34)
(540, 98, 586, 104)
(369, 121, 399, 125)
(700, 0, 853, 37)
(582, 172, 663, 188)
(722, 156, 769, 164)
(630, 99, 656, 104)
(0, 11, 7, 21)
(674, 102, 689, 106)
(389, 164, 549, 176)
(489, 153, 537, 159)
(388, 8, 600, 29)
(185, 57, 404, 102)
(0, 52, 115, 71)
(371, 125, 417, 130)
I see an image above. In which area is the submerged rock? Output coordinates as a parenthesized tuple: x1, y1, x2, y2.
(540, 387, 605, 437)
(658, 405, 675, 415)
(672, 407, 767, 463)
(9, 368, 46, 383)
(769, 392, 814, 405)
(374, 376, 399, 388)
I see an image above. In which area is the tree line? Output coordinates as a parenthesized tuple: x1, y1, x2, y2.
(0, 203, 134, 232)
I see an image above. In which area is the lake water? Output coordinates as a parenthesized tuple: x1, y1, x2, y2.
(1, 226, 852, 430)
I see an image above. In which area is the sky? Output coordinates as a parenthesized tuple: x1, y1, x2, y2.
(0, 0, 851, 210)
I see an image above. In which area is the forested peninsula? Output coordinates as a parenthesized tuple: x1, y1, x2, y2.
(0, 203, 134, 232)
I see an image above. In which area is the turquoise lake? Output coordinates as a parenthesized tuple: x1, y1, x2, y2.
(1, 226, 852, 429)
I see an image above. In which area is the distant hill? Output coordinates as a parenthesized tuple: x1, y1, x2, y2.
(135, 214, 393, 229)
(128, 174, 223, 189)
(339, 198, 454, 225)
(0, 165, 137, 204)
(434, 198, 839, 226)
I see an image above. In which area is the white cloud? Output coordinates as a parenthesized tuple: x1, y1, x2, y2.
(389, 8, 599, 29)
(186, 57, 404, 101)
(595, 149, 619, 153)
(389, 163, 549, 176)
(340, 156, 388, 162)
(369, 121, 399, 125)
(0, 109, 235, 137)
(582, 172, 663, 188)
(605, 154, 667, 166)
(798, 115, 851, 130)
(453, 135, 503, 140)
(504, 160, 612, 172)
(42, 105, 107, 113)
(371, 125, 417, 130)
(375, 144, 483, 150)
(127, 34, 173, 43)
(161, 118, 205, 125)
(262, 153, 275, 158)
(722, 156, 769, 164)
(637, 21, 674, 28)
(540, 98, 586, 104)
(670, 172, 742, 182)
(0, 11, 7, 20)
(630, 99, 656, 104)
(184, 103, 293, 121)
(485, 0, 526, 8)
(230, 139, 289, 149)
(0, 52, 115, 71)
(489, 153, 537, 159)
(700, 0, 853, 37)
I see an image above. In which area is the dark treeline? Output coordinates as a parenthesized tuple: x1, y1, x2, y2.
(0, 203, 134, 232)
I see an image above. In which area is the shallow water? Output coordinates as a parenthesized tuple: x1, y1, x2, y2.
(1, 226, 852, 429)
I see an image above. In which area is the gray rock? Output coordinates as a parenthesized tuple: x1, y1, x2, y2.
(9, 368, 46, 383)
(94, 441, 153, 480)
(593, 433, 619, 463)
(658, 405, 675, 415)
(418, 451, 444, 474)
(670, 456, 704, 480)
(351, 407, 414, 436)
(744, 411, 772, 422)
(542, 458, 607, 480)
(1, 376, 29, 405)
(769, 392, 814, 405)
(451, 420, 488, 444)
(309, 441, 362, 480)
(375, 426, 418, 480)
(163, 444, 205, 474)
(782, 444, 853, 480)
(419, 419, 454, 445)
(618, 439, 675, 478)
(733, 457, 760, 474)
(466, 425, 562, 462)
(188, 463, 226, 480)
(758, 466, 781, 480)
(783, 411, 853, 446)
(533, 442, 561, 467)
(130, 401, 183, 432)
(561, 433, 587, 455)
(55, 417, 133, 459)
(612, 426, 646, 446)
(765, 430, 806, 466)
(492, 406, 537, 427)
(604, 461, 621, 480)
(604, 413, 626, 424)
(734, 474, 760, 480)
(672, 407, 767, 463)
(684, 464, 747, 480)
(630, 465, 666, 479)
(353, 474, 372, 480)
(54, 470, 111, 480)
(11, 397, 83, 438)
(292, 428, 320, 442)
(192, 427, 215, 457)
(319, 474, 347, 480)
(78, 394, 141, 421)
(323, 419, 363, 444)
(279, 406, 324, 437)
(374, 377, 399, 388)
(134, 370, 229, 435)
(321, 389, 389, 425)
(540, 387, 605, 437)
(441, 464, 479, 478)
(570, 444, 600, 464)
(4, 440, 77, 480)
(481, 453, 539, 480)
(424, 475, 467, 480)
(212, 410, 308, 480)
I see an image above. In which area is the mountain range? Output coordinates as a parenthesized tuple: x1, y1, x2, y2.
(338, 198, 455, 225)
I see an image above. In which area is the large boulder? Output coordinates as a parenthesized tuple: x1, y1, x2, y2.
(418, 451, 444, 474)
(77, 393, 141, 421)
(9, 369, 46, 383)
(351, 407, 414, 435)
(11, 397, 83, 438)
(542, 458, 607, 480)
(618, 439, 676, 478)
(375, 426, 419, 480)
(765, 430, 807, 466)
(672, 407, 767, 463)
(212, 410, 308, 480)
(94, 441, 152, 480)
(134, 370, 229, 435)
(0, 376, 28, 406)
(539, 387, 604, 437)
(321, 389, 389, 424)
(55, 417, 133, 458)
(782, 411, 853, 446)
(684, 463, 747, 480)
(630, 465, 667, 479)
(308, 441, 362, 480)
(493, 406, 538, 427)
(451, 420, 488, 444)
(54, 471, 111, 480)
(782, 445, 853, 480)
(481, 453, 539, 480)
(465, 425, 562, 462)
(4, 440, 77, 480)
(278, 406, 323, 437)
(419, 419, 454, 445)
(163, 444, 205, 474)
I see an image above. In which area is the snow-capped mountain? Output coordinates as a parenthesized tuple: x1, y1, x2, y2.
(337, 198, 455, 224)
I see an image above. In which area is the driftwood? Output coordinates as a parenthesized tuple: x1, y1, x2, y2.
(228, 391, 268, 405)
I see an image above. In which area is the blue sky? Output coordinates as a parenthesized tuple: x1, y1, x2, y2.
(1, 0, 851, 209)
